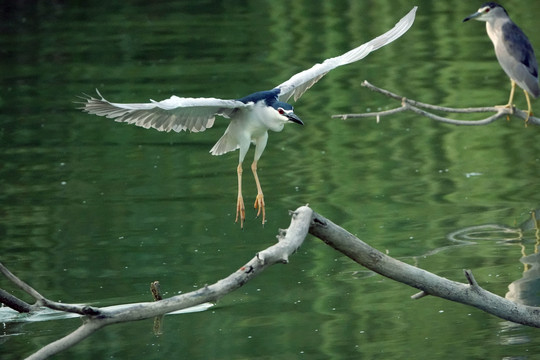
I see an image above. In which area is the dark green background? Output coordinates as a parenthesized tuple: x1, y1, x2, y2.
(2, 1, 540, 358)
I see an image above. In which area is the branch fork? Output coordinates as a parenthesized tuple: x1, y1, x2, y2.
(332, 81, 540, 126)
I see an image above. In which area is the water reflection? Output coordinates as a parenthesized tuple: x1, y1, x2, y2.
(505, 210, 540, 307)
(447, 209, 540, 307)
(422, 209, 540, 352)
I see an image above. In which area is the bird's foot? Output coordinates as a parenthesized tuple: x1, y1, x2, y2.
(253, 193, 266, 225)
(525, 111, 533, 125)
(494, 103, 514, 121)
(496, 104, 533, 124)
(236, 195, 246, 228)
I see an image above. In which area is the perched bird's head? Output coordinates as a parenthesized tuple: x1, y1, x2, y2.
(463, 2, 508, 23)
(271, 101, 303, 125)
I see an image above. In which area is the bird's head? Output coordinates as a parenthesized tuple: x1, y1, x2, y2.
(463, 2, 508, 23)
(272, 101, 304, 126)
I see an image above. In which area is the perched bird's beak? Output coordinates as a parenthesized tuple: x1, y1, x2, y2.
(463, 11, 480, 22)
(287, 113, 304, 125)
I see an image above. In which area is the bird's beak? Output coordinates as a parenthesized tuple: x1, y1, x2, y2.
(463, 11, 480, 22)
(287, 113, 304, 125)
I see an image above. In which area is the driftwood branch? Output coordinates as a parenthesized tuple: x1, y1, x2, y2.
(2, 205, 540, 359)
(2, 206, 313, 360)
(0, 288, 33, 313)
(308, 211, 540, 327)
(0, 263, 102, 316)
(332, 80, 540, 126)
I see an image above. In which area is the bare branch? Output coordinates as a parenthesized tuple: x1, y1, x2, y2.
(410, 291, 429, 300)
(4, 205, 540, 359)
(150, 281, 162, 301)
(25, 321, 106, 360)
(464, 269, 479, 287)
(0, 262, 46, 302)
(0, 262, 103, 317)
(308, 210, 540, 328)
(332, 81, 540, 126)
(21, 206, 313, 360)
(150, 281, 164, 335)
(0, 288, 33, 313)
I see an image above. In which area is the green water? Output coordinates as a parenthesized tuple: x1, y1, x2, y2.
(2, 1, 540, 359)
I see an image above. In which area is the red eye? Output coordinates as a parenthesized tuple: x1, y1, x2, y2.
(485, 9, 490, 13)
(278, 108, 285, 115)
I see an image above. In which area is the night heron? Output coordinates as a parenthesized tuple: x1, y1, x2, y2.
(82, 7, 417, 228)
(463, 2, 539, 120)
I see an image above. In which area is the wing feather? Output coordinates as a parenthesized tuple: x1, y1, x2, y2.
(501, 22, 539, 97)
(81, 90, 248, 133)
(276, 7, 417, 102)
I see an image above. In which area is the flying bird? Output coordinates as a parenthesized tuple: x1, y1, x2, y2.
(82, 7, 417, 228)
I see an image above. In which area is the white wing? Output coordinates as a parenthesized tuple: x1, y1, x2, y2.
(81, 90, 250, 133)
(275, 6, 417, 102)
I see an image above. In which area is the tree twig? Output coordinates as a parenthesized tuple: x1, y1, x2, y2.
(0, 262, 46, 302)
(150, 281, 162, 301)
(332, 80, 540, 126)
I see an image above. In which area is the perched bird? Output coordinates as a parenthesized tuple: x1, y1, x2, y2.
(82, 7, 417, 228)
(463, 2, 539, 120)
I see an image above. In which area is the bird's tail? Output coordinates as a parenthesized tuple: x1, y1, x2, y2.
(210, 128, 240, 156)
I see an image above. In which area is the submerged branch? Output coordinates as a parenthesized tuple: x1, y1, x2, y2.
(332, 81, 540, 126)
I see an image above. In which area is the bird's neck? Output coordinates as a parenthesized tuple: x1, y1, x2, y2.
(250, 101, 286, 133)
(486, 18, 508, 48)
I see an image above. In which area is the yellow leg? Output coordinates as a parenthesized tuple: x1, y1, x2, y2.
(505, 80, 516, 108)
(236, 163, 245, 228)
(251, 160, 266, 225)
(524, 89, 533, 123)
(496, 80, 516, 121)
(533, 211, 540, 242)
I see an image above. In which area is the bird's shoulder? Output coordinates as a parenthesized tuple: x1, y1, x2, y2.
(501, 21, 536, 60)
(237, 89, 280, 106)
(501, 21, 538, 76)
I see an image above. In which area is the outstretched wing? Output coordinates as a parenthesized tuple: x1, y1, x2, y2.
(275, 6, 417, 102)
(81, 90, 250, 133)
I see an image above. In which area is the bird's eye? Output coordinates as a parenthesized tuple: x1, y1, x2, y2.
(278, 108, 285, 115)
